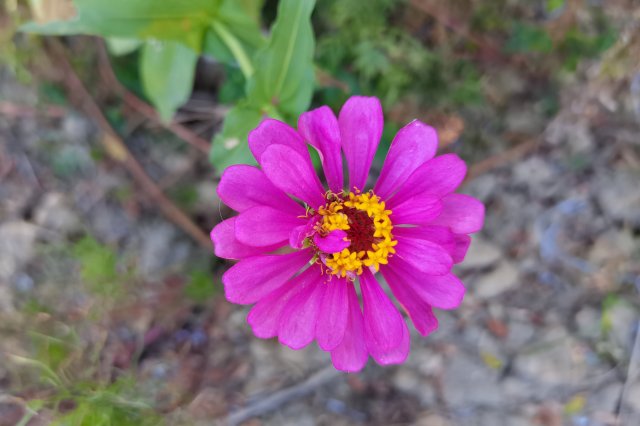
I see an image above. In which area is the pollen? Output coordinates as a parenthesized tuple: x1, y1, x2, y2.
(315, 190, 396, 278)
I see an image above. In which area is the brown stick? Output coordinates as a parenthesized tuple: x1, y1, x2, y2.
(95, 41, 211, 155)
(467, 138, 541, 180)
(47, 39, 211, 249)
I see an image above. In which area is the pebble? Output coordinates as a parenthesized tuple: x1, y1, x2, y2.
(34, 192, 81, 236)
(459, 236, 502, 270)
(473, 261, 520, 299)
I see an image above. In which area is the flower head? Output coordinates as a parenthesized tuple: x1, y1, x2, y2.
(211, 96, 484, 372)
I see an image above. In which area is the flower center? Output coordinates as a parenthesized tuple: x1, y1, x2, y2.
(313, 190, 397, 279)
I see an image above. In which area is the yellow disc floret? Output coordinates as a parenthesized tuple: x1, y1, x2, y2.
(316, 190, 396, 278)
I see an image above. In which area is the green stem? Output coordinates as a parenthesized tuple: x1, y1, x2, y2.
(212, 21, 254, 79)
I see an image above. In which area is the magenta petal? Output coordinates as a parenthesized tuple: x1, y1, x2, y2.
(298, 106, 344, 193)
(222, 250, 312, 304)
(330, 283, 369, 372)
(395, 235, 453, 276)
(235, 206, 303, 247)
(374, 120, 438, 199)
(211, 217, 283, 259)
(393, 226, 456, 253)
(387, 257, 465, 309)
(429, 194, 485, 234)
(248, 119, 308, 162)
(278, 274, 326, 349)
(339, 96, 383, 190)
(389, 154, 467, 208)
(381, 266, 439, 336)
(453, 234, 471, 263)
(289, 216, 318, 249)
(218, 165, 303, 214)
(316, 278, 349, 350)
(313, 230, 350, 254)
(390, 194, 442, 225)
(360, 269, 404, 353)
(260, 145, 326, 209)
(368, 318, 410, 366)
(247, 266, 320, 338)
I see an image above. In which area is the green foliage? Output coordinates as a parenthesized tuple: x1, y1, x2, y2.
(184, 269, 217, 302)
(506, 23, 554, 54)
(22, 0, 265, 121)
(315, 0, 483, 111)
(140, 41, 198, 121)
(210, 0, 317, 171)
(72, 236, 120, 296)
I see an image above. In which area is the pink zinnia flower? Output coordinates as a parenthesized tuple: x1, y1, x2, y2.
(211, 96, 484, 372)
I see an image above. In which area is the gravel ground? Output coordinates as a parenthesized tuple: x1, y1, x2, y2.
(1, 30, 639, 426)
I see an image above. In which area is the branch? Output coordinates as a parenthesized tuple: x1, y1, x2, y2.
(225, 367, 342, 425)
(95, 41, 211, 155)
(47, 39, 211, 250)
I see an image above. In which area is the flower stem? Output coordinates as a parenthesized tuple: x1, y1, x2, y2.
(211, 21, 254, 79)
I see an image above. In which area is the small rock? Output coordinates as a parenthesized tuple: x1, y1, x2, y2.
(626, 381, 640, 412)
(442, 353, 504, 408)
(597, 172, 640, 226)
(62, 113, 94, 144)
(575, 307, 600, 340)
(393, 369, 436, 406)
(0, 221, 38, 281)
(460, 236, 502, 270)
(608, 302, 637, 353)
(589, 382, 623, 414)
(473, 261, 520, 299)
(415, 413, 453, 426)
(34, 192, 81, 236)
(514, 327, 588, 386)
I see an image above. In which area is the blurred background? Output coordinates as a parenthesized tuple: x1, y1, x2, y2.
(1, 0, 640, 425)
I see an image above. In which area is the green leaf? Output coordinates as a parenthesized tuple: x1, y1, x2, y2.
(209, 104, 263, 171)
(505, 23, 553, 54)
(140, 40, 197, 122)
(184, 270, 217, 301)
(21, 0, 224, 51)
(246, 0, 316, 119)
(203, 0, 266, 74)
(105, 37, 142, 56)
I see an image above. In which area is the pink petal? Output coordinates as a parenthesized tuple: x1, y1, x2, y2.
(374, 120, 438, 199)
(218, 165, 303, 214)
(429, 194, 485, 234)
(222, 250, 312, 304)
(278, 274, 326, 349)
(389, 154, 467, 208)
(316, 278, 349, 350)
(368, 319, 410, 366)
(360, 269, 404, 353)
(298, 106, 344, 193)
(235, 206, 303, 247)
(339, 96, 383, 191)
(313, 230, 350, 254)
(386, 257, 465, 310)
(453, 234, 471, 263)
(248, 119, 308, 162)
(210, 217, 283, 259)
(247, 266, 320, 338)
(390, 194, 443, 225)
(393, 226, 456, 253)
(381, 266, 439, 336)
(330, 283, 369, 372)
(260, 145, 326, 209)
(394, 235, 453, 276)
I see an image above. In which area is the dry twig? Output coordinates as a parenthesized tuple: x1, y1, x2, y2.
(47, 39, 211, 249)
(95, 41, 211, 155)
(225, 367, 342, 425)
